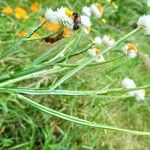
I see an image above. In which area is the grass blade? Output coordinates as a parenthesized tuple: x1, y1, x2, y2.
(17, 94, 150, 136)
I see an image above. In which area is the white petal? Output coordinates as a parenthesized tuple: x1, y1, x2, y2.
(134, 89, 145, 101)
(121, 77, 136, 89)
(93, 36, 102, 45)
(137, 15, 150, 35)
(45, 8, 59, 23)
(57, 7, 74, 29)
(82, 6, 91, 17)
(90, 4, 102, 18)
(81, 15, 91, 27)
(102, 35, 115, 47)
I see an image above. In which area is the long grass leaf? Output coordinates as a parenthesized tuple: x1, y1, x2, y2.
(17, 94, 150, 136)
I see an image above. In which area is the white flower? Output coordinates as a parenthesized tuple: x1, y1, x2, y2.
(121, 77, 136, 97)
(93, 36, 102, 45)
(121, 77, 136, 89)
(81, 15, 91, 34)
(121, 77, 146, 101)
(122, 43, 138, 59)
(134, 89, 145, 101)
(137, 15, 150, 35)
(81, 15, 91, 27)
(88, 48, 105, 62)
(102, 35, 115, 47)
(90, 3, 104, 18)
(82, 6, 91, 17)
(45, 8, 59, 23)
(57, 7, 74, 29)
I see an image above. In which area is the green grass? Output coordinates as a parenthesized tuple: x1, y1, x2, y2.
(0, 0, 150, 149)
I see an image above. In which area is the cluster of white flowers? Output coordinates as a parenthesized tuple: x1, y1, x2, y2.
(121, 77, 146, 101)
(80, 15, 91, 34)
(137, 15, 150, 35)
(82, 3, 104, 18)
(122, 43, 138, 59)
(45, 7, 74, 29)
(81, 3, 104, 34)
(88, 35, 115, 61)
(88, 48, 105, 62)
(92, 35, 115, 46)
(45, 6, 92, 34)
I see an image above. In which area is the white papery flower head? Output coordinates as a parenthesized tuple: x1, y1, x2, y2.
(121, 77, 137, 97)
(137, 15, 150, 35)
(82, 6, 91, 17)
(121, 77, 136, 89)
(134, 89, 145, 101)
(90, 3, 104, 18)
(81, 15, 91, 34)
(57, 7, 74, 29)
(122, 43, 138, 59)
(45, 8, 59, 23)
(102, 35, 115, 47)
(93, 36, 102, 45)
(88, 48, 105, 62)
(81, 15, 91, 27)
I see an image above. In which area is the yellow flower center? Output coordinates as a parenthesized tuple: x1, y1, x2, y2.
(63, 28, 72, 38)
(86, 26, 91, 33)
(46, 23, 60, 31)
(96, 3, 104, 14)
(65, 8, 74, 19)
(15, 7, 28, 19)
(93, 48, 101, 55)
(2, 7, 13, 15)
(127, 43, 138, 51)
(31, 2, 39, 12)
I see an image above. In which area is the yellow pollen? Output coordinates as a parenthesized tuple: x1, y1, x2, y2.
(63, 28, 72, 38)
(46, 23, 60, 31)
(96, 3, 104, 14)
(127, 43, 138, 51)
(86, 26, 91, 33)
(93, 48, 100, 55)
(65, 8, 73, 18)
(2, 7, 13, 15)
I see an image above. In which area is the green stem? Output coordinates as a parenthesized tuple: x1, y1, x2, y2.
(17, 94, 150, 136)
(0, 67, 67, 87)
(51, 28, 140, 90)
(0, 85, 149, 96)
(0, 21, 46, 58)
(0, 32, 55, 44)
